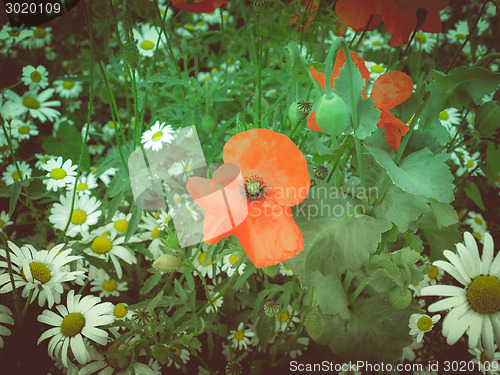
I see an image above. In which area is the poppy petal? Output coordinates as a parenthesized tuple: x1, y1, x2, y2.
(335, 0, 377, 30)
(377, 109, 410, 150)
(171, 0, 228, 13)
(223, 129, 310, 207)
(372, 71, 413, 110)
(310, 66, 328, 91)
(233, 200, 304, 268)
(306, 111, 323, 132)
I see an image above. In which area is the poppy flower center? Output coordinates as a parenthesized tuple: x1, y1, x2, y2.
(114, 219, 128, 232)
(140, 40, 155, 50)
(71, 209, 87, 225)
(467, 275, 500, 314)
(234, 330, 245, 340)
(416, 316, 433, 331)
(428, 266, 438, 279)
(63, 81, 75, 90)
(34, 28, 47, 38)
(61, 312, 85, 337)
(50, 168, 67, 180)
(23, 97, 40, 109)
(76, 183, 88, 191)
(18, 125, 31, 134)
(243, 176, 268, 201)
(91, 237, 113, 254)
(30, 71, 42, 82)
(27, 261, 51, 283)
(439, 111, 449, 120)
(114, 304, 128, 318)
(103, 279, 117, 292)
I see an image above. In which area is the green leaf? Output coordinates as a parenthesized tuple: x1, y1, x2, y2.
(433, 67, 500, 109)
(42, 122, 90, 171)
(148, 290, 164, 310)
(464, 181, 485, 211)
(9, 181, 21, 216)
(373, 185, 431, 232)
(141, 270, 162, 295)
(355, 97, 380, 140)
(404, 233, 424, 253)
(174, 279, 187, 302)
(305, 130, 331, 156)
(418, 213, 462, 260)
(125, 202, 142, 242)
(333, 62, 365, 116)
(284, 41, 310, 83)
(365, 145, 454, 203)
(483, 142, 500, 186)
(475, 100, 500, 137)
(307, 270, 349, 319)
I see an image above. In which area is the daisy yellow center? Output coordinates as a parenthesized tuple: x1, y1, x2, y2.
(0, 220, 4, 227)
(175, 196, 183, 203)
(8, 30, 20, 37)
(91, 237, 113, 254)
(23, 97, 40, 109)
(29, 262, 51, 283)
(467, 275, 500, 314)
(415, 33, 426, 43)
(140, 40, 155, 50)
(114, 304, 128, 318)
(152, 131, 163, 142)
(234, 330, 245, 340)
(372, 41, 382, 46)
(63, 81, 75, 90)
(186, 24, 194, 31)
(106, 343, 129, 369)
(186, 164, 193, 173)
(439, 111, 449, 120)
(475, 232, 482, 240)
(76, 183, 88, 190)
(474, 217, 483, 225)
(417, 316, 433, 331)
(108, 122, 115, 128)
(34, 28, 47, 38)
(164, 216, 171, 224)
(456, 33, 466, 40)
(30, 71, 42, 82)
(172, 346, 181, 356)
(466, 160, 474, 168)
(19, 125, 31, 134)
(371, 64, 384, 73)
(229, 255, 239, 264)
(41, 157, 50, 163)
(12, 171, 21, 180)
(50, 168, 67, 180)
(428, 266, 438, 279)
(103, 279, 117, 292)
(198, 252, 213, 266)
(152, 226, 160, 238)
(277, 312, 289, 322)
(61, 312, 85, 337)
(114, 220, 128, 232)
(71, 209, 86, 224)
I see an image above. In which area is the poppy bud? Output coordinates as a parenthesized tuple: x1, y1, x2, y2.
(314, 93, 349, 137)
(202, 113, 216, 133)
(152, 254, 183, 273)
(389, 286, 412, 309)
(122, 41, 140, 70)
(304, 305, 324, 340)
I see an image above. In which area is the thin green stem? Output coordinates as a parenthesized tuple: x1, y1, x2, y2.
(326, 134, 350, 183)
(349, 274, 370, 305)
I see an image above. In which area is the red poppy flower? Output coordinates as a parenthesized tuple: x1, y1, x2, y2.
(307, 50, 370, 132)
(335, 0, 449, 46)
(289, 0, 319, 31)
(371, 70, 413, 150)
(307, 52, 413, 150)
(186, 129, 310, 268)
(171, 0, 228, 13)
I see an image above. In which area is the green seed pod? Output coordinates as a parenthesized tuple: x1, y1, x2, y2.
(152, 254, 183, 273)
(288, 101, 309, 125)
(202, 113, 216, 133)
(122, 41, 140, 70)
(314, 93, 349, 137)
(388, 286, 412, 309)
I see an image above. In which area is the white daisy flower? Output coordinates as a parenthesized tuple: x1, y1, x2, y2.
(421, 232, 500, 360)
(409, 313, 441, 342)
(279, 263, 293, 276)
(67, 99, 82, 113)
(82, 231, 137, 279)
(192, 250, 221, 279)
(9, 119, 38, 140)
(205, 284, 223, 313)
(447, 20, 469, 44)
(141, 121, 174, 151)
(0, 25, 31, 47)
(88, 143, 105, 155)
(2, 161, 32, 185)
(37, 290, 114, 367)
(451, 148, 483, 177)
(166, 345, 190, 369)
(400, 336, 423, 362)
(105, 212, 132, 236)
(113, 303, 133, 322)
(413, 32, 437, 53)
(468, 343, 500, 375)
(364, 60, 387, 83)
(101, 120, 117, 141)
(439, 107, 462, 134)
(410, 264, 445, 296)
(221, 252, 246, 276)
(287, 332, 309, 359)
(361, 30, 388, 51)
(275, 305, 300, 332)
(148, 358, 162, 375)
(49, 192, 102, 237)
(21, 65, 49, 90)
(2, 88, 61, 123)
(89, 269, 128, 298)
(66, 173, 99, 196)
(228, 322, 255, 351)
(138, 213, 164, 259)
(91, 166, 116, 187)
(0, 242, 84, 308)
(42, 156, 77, 192)
(156, 210, 172, 230)
(54, 79, 83, 99)
(35, 153, 55, 169)
(174, 25, 194, 39)
(464, 212, 488, 241)
(0, 210, 14, 232)
(133, 23, 165, 57)
(21, 26, 52, 49)
(0, 304, 14, 348)
(463, 43, 488, 59)
(198, 8, 232, 25)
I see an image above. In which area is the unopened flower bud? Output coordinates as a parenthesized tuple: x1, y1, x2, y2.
(152, 254, 182, 273)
